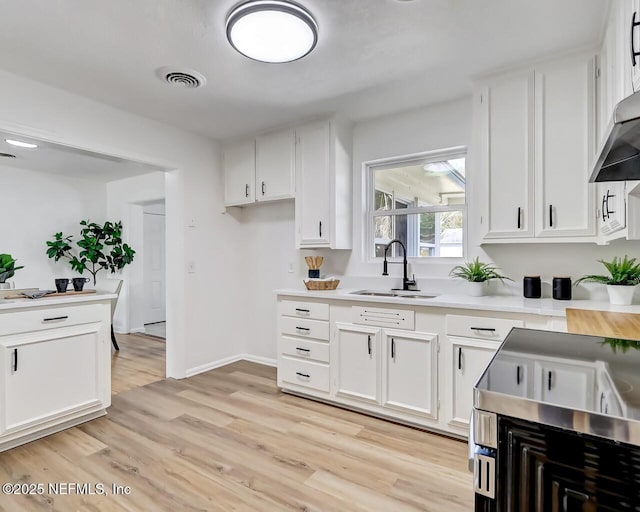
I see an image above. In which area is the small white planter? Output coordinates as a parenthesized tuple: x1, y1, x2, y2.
(466, 281, 488, 297)
(606, 284, 637, 306)
(0, 282, 14, 290)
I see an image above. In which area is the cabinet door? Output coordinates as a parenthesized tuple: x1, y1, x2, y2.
(295, 121, 331, 247)
(534, 56, 597, 238)
(255, 129, 295, 202)
(597, 181, 626, 236)
(486, 354, 531, 398)
(631, 0, 640, 93)
(224, 140, 255, 206)
(534, 360, 595, 409)
(335, 323, 380, 404)
(382, 330, 437, 420)
(482, 73, 535, 238)
(448, 337, 497, 429)
(2, 329, 104, 433)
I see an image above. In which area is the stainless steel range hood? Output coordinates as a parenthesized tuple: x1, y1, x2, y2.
(590, 90, 640, 182)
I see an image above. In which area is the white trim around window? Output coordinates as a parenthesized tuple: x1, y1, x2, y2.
(363, 146, 468, 264)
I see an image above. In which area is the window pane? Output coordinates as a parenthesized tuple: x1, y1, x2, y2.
(374, 211, 464, 258)
(374, 157, 466, 210)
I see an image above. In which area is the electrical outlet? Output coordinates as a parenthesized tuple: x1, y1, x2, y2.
(288, 262, 295, 273)
(188, 218, 196, 228)
(187, 261, 196, 274)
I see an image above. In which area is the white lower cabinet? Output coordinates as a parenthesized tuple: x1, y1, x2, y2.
(334, 323, 380, 404)
(486, 353, 532, 398)
(447, 337, 497, 430)
(534, 360, 595, 409)
(1, 328, 103, 433)
(382, 329, 438, 420)
(277, 296, 562, 438)
(0, 301, 111, 451)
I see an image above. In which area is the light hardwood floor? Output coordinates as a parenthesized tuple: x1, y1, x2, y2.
(0, 334, 473, 512)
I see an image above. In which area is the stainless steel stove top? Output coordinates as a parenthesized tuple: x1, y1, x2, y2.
(474, 327, 640, 446)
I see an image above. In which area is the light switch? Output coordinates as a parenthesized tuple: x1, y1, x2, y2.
(288, 262, 295, 273)
(187, 261, 196, 273)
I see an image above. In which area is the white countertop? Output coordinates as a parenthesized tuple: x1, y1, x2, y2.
(0, 292, 116, 311)
(275, 288, 640, 317)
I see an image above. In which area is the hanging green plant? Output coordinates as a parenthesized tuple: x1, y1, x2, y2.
(46, 220, 135, 285)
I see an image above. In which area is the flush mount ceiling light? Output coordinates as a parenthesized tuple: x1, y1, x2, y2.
(226, 1, 318, 63)
(5, 138, 38, 149)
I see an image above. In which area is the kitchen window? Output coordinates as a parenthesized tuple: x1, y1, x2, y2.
(366, 147, 467, 259)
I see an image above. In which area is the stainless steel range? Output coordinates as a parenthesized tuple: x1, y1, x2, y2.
(471, 327, 640, 511)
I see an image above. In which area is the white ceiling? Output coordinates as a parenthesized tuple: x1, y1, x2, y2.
(0, 132, 167, 182)
(0, 0, 608, 140)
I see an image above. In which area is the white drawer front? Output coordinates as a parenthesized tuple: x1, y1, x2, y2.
(280, 336, 329, 363)
(446, 314, 523, 342)
(279, 357, 330, 392)
(352, 306, 415, 330)
(280, 317, 329, 341)
(280, 300, 329, 321)
(0, 304, 107, 337)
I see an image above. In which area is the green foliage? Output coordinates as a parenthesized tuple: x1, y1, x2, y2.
(576, 255, 640, 287)
(449, 257, 512, 283)
(601, 337, 640, 354)
(45, 220, 135, 285)
(0, 254, 24, 283)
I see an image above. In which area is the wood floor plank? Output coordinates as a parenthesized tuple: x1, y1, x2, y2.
(0, 335, 473, 511)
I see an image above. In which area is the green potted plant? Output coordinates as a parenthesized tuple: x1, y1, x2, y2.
(46, 220, 136, 286)
(449, 257, 511, 297)
(576, 255, 640, 306)
(0, 254, 24, 290)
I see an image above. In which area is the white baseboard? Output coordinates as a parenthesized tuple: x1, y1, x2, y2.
(128, 327, 146, 334)
(185, 353, 277, 378)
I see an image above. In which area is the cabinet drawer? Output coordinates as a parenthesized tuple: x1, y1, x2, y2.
(280, 316, 329, 341)
(0, 304, 107, 337)
(352, 306, 415, 330)
(280, 300, 329, 321)
(446, 314, 523, 342)
(280, 336, 329, 363)
(279, 357, 330, 392)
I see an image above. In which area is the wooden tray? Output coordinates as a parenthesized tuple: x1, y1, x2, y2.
(5, 289, 97, 299)
(304, 280, 340, 291)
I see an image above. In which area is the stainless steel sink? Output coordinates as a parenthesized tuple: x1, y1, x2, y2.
(350, 290, 438, 299)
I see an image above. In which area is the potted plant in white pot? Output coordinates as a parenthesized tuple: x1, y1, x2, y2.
(449, 257, 511, 297)
(576, 255, 640, 306)
(0, 254, 24, 289)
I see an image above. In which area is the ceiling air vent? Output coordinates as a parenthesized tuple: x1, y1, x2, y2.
(156, 67, 207, 89)
(0, 152, 16, 158)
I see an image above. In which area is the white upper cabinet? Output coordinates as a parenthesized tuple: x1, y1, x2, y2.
(255, 129, 295, 202)
(631, 0, 640, 93)
(224, 128, 295, 207)
(480, 72, 535, 238)
(224, 140, 256, 207)
(534, 55, 596, 238)
(295, 119, 352, 249)
(479, 53, 597, 243)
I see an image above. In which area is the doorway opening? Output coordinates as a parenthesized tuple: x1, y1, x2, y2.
(142, 200, 166, 340)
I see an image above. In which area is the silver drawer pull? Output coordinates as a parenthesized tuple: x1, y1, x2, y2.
(43, 316, 69, 322)
(295, 372, 310, 379)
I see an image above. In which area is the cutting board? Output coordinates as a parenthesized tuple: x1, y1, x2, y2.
(4, 289, 97, 299)
(566, 308, 640, 339)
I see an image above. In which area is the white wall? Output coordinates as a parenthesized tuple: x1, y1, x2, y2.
(0, 164, 106, 289)
(106, 172, 165, 334)
(0, 68, 244, 378)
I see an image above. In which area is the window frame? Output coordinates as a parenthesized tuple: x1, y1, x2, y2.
(364, 146, 468, 263)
